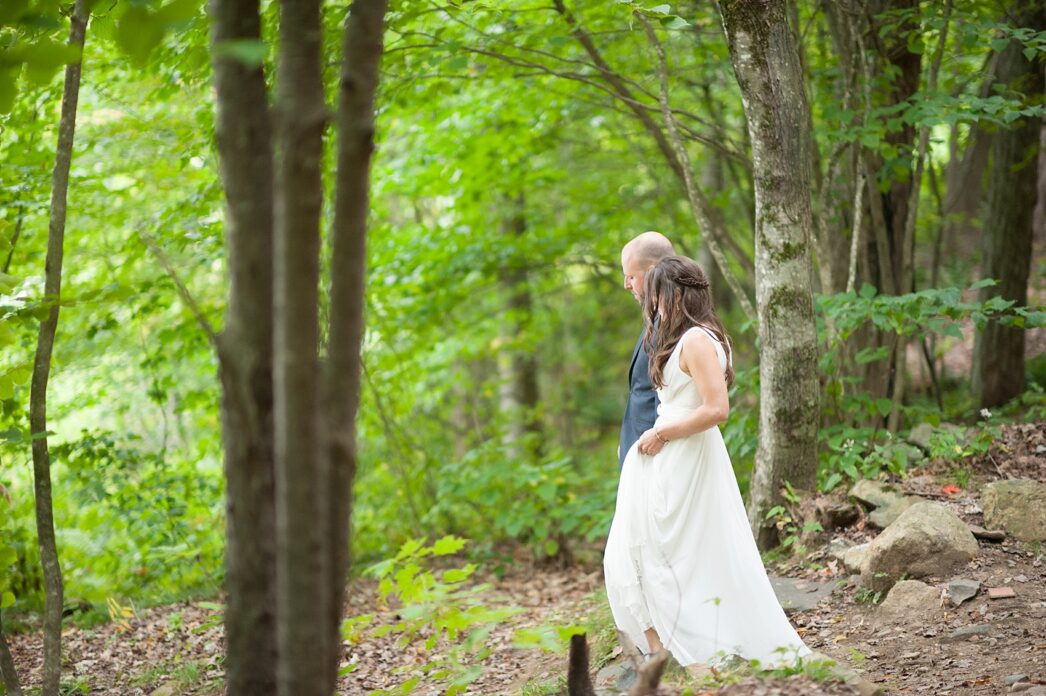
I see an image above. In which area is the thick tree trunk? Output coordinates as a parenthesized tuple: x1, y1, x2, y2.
(272, 0, 329, 693)
(209, 0, 277, 691)
(972, 1, 1045, 407)
(322, 0, 388, 689)
(719, 0, 820, 549)
(29, 3, 88, 693)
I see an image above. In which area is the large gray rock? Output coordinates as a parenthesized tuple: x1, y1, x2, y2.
(868, 496, 918, 529)
(849, 479, 906, 511)
(982, 480, 1046, 542)
(861, 502, 978, 592)
(879, 580, 940, 617)
(842, 543, 871, 575)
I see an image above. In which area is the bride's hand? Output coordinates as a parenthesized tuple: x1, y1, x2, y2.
(637, 427, 666, 456)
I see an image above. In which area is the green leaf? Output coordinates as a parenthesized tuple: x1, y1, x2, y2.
(1, 591, 14, 609)
(155, 0, 202, 25)
(542, 538, 559, 557)
(213, 39, 268, 69)
(116, 6, 165, 67)
(21, 38, 82, 85)
(0, 67, 20, 115)
(0, 0, 30, 24)
(1024, 46, 1038, 61)
(0, 272, 19, 293)
(859, 283, 877, 299)
(431, 535, 467, 556)
(647, 4, 671, 14)
(660, 16, 689, 29)
(874, 398, 893, 417)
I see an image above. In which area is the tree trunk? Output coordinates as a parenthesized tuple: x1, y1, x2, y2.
(972, 0, 1045, 407)
(0, 609, 22, 696)
(209, 0, 277, 690)
(272, 0, 329, 693)
(321, 0, 388, 689)
(719, 0, 820, 549)
(29, 3, 88, 693)
(498, 194, 542, 456)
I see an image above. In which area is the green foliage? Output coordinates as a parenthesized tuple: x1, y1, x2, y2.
(763, 483, 823, 557)
(343, 536, 525, 696)
(927, 425, 996, 462)
(818, 427, 916, 491)
(853, 586, 882, 605)
(426, 444, 615, 561)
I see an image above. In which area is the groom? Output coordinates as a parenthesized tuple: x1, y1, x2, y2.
(618, 231, 675, 467)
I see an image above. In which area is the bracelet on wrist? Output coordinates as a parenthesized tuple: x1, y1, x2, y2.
(654, 428, 668, 443)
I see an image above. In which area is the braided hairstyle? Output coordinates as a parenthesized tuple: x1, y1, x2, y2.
(642, 256, 734, 388)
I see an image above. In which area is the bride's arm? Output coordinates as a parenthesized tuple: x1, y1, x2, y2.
(654, 331, 729, 441)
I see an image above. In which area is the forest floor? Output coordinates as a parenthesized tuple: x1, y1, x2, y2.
(5, 423, 1044, 696)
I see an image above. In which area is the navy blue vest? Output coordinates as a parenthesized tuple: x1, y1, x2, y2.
(619, 326, 659, 467)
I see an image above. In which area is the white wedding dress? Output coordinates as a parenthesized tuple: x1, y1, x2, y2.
(604, 326, 810, 667)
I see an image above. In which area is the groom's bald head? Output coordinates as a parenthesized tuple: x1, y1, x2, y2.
(621, 231, 674, 303)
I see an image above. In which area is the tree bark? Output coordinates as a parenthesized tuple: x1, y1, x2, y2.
(719, 0, 820, 549)
(208, 0, 277, 691)
(272, 0, 329, 693)
(0, 609, 22, 696)
(972, 0, 1045, 407)
(322, 0, 388, 689)
(29, 2, 88, 693)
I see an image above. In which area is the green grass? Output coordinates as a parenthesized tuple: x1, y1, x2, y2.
(127, 658, 219, 694)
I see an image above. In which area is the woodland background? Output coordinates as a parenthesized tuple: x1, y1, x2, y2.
(0, 0, 1044, 694)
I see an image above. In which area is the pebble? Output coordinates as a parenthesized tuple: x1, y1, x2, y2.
(1004, 674, 1030, 685)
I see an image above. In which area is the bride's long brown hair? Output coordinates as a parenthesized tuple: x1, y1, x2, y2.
(642, 256, 734, 388)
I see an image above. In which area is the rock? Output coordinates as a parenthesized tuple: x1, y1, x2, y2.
(941, 624, 992, 642)
(826, 537, 854, 562)
(946, 578, 981, 606)
(879, 580, 940, 617)
(769, 576, 840, 614)
(982, 480, 1046, 542)
(816, 499, 862, 530)
(861, 502, 978, 592)
(1005, 674, 1031, 686)
(968, 524, 1006, 542)
(150, 687, 178, 696)
(849, 479, 906, 510)
(1019, 686, 1046, 696)
(1011, 683, 1035, 693)
(842, 543, 871, 575)
(868, 496, 918, 529)
(907, 423, 938, 452)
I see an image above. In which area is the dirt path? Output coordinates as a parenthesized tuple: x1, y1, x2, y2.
(7, 424, 1044, 695)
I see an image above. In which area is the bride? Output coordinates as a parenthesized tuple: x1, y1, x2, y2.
(603, 255, 809, 669)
